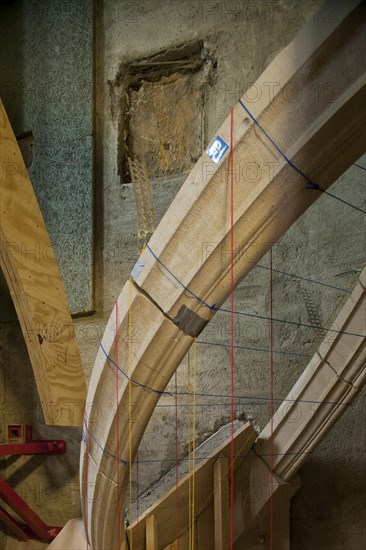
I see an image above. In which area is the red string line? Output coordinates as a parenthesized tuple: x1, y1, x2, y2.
(175, 371, 180, 548)
(115, 300, 121, 550)
(269, 248, 274, 549)
(136, 449, 139, 548)
(230, 108, 235, 550)
(84, 415, 89, 550)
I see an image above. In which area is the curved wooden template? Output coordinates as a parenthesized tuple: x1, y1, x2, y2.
(81, 2, 366, 547)
(0, 100, 86, 426)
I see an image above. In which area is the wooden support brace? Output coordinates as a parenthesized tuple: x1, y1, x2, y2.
(146, 514, 159, 550)
(197, 504, 214, 550)
(0, 100, 86, 426)
(214, 458, 230, 550)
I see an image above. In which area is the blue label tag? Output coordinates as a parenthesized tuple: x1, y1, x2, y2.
(131, 257, 145, 281)
(206, 135, 229, 164)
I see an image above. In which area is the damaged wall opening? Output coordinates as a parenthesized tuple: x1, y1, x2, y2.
(115, 40, 216, 183)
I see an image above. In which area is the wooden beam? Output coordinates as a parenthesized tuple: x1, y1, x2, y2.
(197, 503, 214, 550)
(214, 458, 230, 550)
(146, 514, 159, 550)
(0, 100, 86, 426)
(80, 2, 366, 547)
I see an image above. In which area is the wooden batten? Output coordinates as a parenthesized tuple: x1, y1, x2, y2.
(214, 458, 230, 550)
(146, 514, 159, 550)
(0, 100, 86, 426)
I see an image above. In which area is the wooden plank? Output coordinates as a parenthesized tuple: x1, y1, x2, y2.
(80, 2, 366, 547)
(146, 514, 159, 550)
(126, 423, 256, 550)
(214, 458, 230, 550)
(162, 530, 189, 550)
(197, 502, 214, 550)
(0, 100, 86, 426)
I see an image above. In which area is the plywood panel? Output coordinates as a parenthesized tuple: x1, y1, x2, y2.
(0, 100, 86, 426)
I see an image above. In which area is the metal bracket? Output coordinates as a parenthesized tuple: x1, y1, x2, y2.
(0, 425, 65, 540)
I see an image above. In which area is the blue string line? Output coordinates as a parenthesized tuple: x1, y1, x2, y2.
(146, 243, 215, 310)
(197, 339, 310, 357)
(239, 99, 366, 215)
(122, 451, 313, 464)
(99, 340, 351, 408)
(172, 392, 350, 407)
(354, 163, 366, 171)
(255, 264, 350, 294)
(84, 339, 351, 463)
(145, 243, 364, 338)
(83, 428, 313, 465)
(100, 340, 307, 402)
(83, 419, 128, 466)
(100, 342, 173, 396)
(155, 397, 349, 408)
(84, 394, 349, 466)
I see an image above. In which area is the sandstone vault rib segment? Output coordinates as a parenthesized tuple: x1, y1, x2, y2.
(254, 266, 366, 482)
(81, 1, 366, 547)
(0, 100, 86, 426)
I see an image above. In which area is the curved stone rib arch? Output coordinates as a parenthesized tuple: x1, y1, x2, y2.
(81, 1, 366, 547)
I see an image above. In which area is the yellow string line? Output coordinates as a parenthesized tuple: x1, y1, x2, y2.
(187, 350, 191, 550)
(192, 337, 197, 550)
(128, 276, 133, 550)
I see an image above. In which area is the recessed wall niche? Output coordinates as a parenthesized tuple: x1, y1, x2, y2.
(114, 40, 216, 183)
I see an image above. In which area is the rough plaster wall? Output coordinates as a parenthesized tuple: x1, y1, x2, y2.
(0, 1, 365, 549)
(0, 0, 94, 315)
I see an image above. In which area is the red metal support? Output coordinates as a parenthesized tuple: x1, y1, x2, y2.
(0, 425, 66, 541)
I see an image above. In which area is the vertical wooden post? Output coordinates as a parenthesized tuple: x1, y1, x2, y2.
(146, 514, 159, 550)
(197, 502, 215, 550)
(214, 458, 230, 550)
